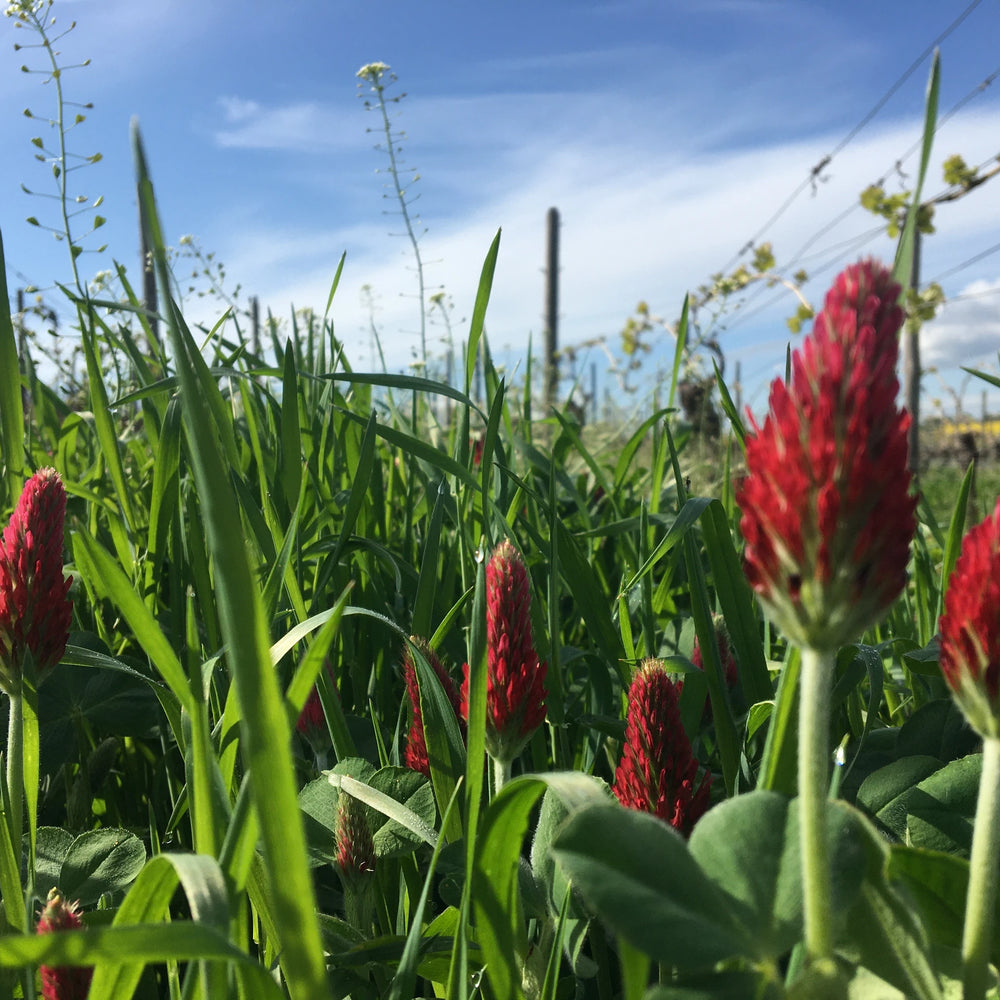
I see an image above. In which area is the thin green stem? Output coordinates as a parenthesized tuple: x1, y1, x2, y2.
(5, 689, 23, 856)
(492, 755, 511, 797)
(29, 10, 83, 295)
(962, 736, 1000, 1000)
(370, 77, 427, 368)
(799, 646, 834, 962)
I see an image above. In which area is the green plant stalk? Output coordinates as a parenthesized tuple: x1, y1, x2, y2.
(4, 689, 22, 866)
(369, 75, 427, 368)
(493, 755, 511, 797)
(962, 735, 1000, 1000)
(26, 8, 84, 295)
(799, 645, 834, 962)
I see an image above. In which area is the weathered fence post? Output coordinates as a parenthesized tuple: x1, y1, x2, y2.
(544, 207, 560, 412)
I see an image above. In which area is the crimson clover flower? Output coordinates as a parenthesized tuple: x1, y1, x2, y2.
(939, 497, 1000, 738)
(296, 660, 337, 743)
(737, 260, 916, 650)
(335, 789, 376, 890)
(403, 636, 464, 777)
(37, 889, 91, 1000)
(461, 539, 547, 764)
(0, 468, 73, 694)
(613, 658, 712, 837)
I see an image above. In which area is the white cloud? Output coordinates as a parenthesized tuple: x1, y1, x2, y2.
(204, 100, 1000, 409)
(213, 98, 363, 152)
(922, 279, 1000, 370)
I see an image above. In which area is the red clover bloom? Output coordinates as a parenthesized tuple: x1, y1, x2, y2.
(939, 497, 1000, 738)
(403, 636, 464, 777)
(36, 889, 91, 1000)
(335, 789, 376, 889)
(613, 658, 712, 837)
(0, 468, 73, 694)
(737, 260, 916, 650)
(461, 539, 547, 764)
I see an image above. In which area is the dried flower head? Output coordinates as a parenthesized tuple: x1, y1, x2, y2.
(939, 497, 1000, 738)
(0, 468, 73, 694)
(461, 540, 547, 764)
(737, 260, 916, 650)
(37, 888, 91, 1000)
(613, 659, 712, 837)
(403, 637, 464, 777)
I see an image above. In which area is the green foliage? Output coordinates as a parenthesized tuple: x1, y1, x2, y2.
(2, 21, 998, 1000)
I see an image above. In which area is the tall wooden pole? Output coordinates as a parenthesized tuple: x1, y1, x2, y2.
(250, 295, 260, 357)
(544, 207, 560, 411)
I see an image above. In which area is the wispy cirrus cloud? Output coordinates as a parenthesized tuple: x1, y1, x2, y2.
(213, 97, 364, 153)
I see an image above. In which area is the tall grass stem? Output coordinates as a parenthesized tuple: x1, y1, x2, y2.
(962, 735, 1000, 1000)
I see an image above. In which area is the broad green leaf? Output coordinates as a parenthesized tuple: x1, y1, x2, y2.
(552, 801, 750, 970)
(906, 752, 981, 854)
(689, 792, 869, 961)
(856, 756, 943, 840)
(59, 828, 146, 905)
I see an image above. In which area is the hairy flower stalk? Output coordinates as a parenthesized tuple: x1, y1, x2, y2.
(613, 659, 711, 837)
(938, 498, 1000, 1000)
(335, 789, 376, 931)
(737, 261, 915, 964)
(0, 469, 73, 888)
(403, 637, 464, 777)
(36, 889, 91, 1000)
(461, 540, 547, 791)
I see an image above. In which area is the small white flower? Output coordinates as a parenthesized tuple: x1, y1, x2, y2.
(356, 62, 390, 82)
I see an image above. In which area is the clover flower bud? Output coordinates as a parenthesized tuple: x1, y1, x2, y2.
(613, 659, 712, 837)
(461, 540, 547, 764)
(737, 260, 916, 650)
(0, 468, 73, 693)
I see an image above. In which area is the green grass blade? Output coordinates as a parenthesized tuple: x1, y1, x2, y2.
(699, 500, 772, 707)
(465, 230, 501, 396)
(758, 646, 801, 795)
(79, 319, 137, 532)
(408, 639, 466, 843)
(280, 338, 303, 510)
(893, 50, 939, 285)
(411, 478, 449, 639)
(937, 460, 975, 623)
(0, 228, 24, 503)
(387, 782, 462, 1000)
(133, 120, 329, 1000)
(714, 359, 747, 448)
(72, 531, 194, 712)
(668, 294, 689, 411)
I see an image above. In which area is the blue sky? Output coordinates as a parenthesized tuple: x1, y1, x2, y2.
(2, 0, 1000, 415)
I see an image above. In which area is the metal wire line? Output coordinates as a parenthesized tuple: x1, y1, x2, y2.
(717, 0, 989, 275)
